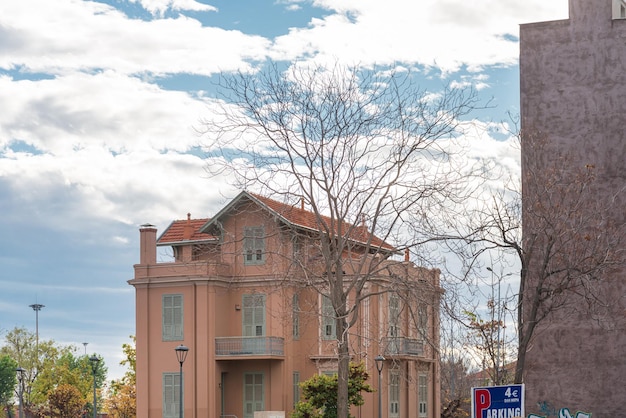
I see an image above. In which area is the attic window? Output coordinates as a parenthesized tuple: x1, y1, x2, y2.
(613, 0, 626, 18)
(244, 226, 265, 265)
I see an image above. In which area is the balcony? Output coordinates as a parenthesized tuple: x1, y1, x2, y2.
(382, 337, 424, 357)
(215, 336, 284, 358)
(134, 261, 232, 280)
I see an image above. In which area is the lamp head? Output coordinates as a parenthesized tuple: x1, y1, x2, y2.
(374, 355, 385, 373)
(175, 344, 189, 364)
(89, 355, 100, 373)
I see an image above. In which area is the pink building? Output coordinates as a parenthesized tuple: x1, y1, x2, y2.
(129, 191, 441, 418)
(520, 0, 626, 414)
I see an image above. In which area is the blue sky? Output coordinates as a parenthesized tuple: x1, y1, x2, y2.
(0, 0, 568, 380)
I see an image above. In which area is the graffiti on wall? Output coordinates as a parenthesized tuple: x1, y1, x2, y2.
(528, 407, 591, 418)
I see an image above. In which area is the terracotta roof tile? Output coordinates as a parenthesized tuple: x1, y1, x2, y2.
(249, 193, 396, 252)
(157, 214, 215, 245)
(159, 193, 396, 252)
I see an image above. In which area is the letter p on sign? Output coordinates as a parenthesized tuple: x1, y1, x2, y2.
(474, 389, 491, 418)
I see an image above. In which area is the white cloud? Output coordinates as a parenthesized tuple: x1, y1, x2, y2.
(131, 0, 217, 16)
(0, 0, 565, 383)
(0, 0, 567, 78)
(271, 0, 567, 72)
(0, 0, 269, 76)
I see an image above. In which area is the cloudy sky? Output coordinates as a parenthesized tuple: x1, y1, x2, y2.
(0, 0, 568, 380)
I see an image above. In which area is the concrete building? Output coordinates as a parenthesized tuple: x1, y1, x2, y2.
(520, 0, 626, 415)
(129, 191, 441, 418)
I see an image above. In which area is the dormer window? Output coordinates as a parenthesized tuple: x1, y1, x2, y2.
(244, 226, 265, 265)
(613, 0, 626, 19)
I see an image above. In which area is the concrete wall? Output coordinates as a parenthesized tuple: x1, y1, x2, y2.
(520, 0, 626, 415)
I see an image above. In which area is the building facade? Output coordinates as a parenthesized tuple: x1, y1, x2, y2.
(129, 191, 441, 418)
(520, 0, 626, 415)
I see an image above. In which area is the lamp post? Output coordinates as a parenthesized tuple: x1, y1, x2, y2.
(175, 345, 189, 418)
(29, 303, 44, 366)
(375, 355, 385, 418)
(16, 367, 25, 418)
(89, 355, 100, 418)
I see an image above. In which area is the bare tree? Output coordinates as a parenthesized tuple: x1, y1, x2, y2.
(446, 132, 625, 384)
(199, 61, 481, 418)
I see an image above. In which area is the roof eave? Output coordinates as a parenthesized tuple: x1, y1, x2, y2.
(157, 238, 219, 247)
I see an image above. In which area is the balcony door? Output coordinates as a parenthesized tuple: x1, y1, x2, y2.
(243, 294, 265, 353)
(243, 373, 264, 418)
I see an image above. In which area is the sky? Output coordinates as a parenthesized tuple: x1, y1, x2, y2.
(0, 0, 568, 381)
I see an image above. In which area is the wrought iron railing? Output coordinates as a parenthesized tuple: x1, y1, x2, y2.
(382, 337, 424, 356)
(215, 336, 284, 356)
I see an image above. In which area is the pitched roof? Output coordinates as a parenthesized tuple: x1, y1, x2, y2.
(200, 191, 396, 252)
(157, 214, 216, 246)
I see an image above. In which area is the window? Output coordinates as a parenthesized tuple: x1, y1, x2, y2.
(163, 372, 182, 418)
(321, 295, 336, 340)
(388, 292, 400, 353)
(243, 294, 266, 337)
(293, 372, 300, 408)
(243, 373, 264, 418)
(244, 226, 265, 265)
(293, 294, 300, 339)
(162, 294, 183, 341)
(613, 0, 626, 18)
(242, 294, 265, 354)
(418, 374, 428, 417)
(418, 304, 427, 341)
(389, 369, 400, 418)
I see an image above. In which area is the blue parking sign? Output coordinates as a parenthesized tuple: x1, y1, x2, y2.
(472, 384, 525, 418)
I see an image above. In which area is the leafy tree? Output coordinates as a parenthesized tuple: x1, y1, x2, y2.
(0, 327, 57, 410)
(105, 336, 136, 418)
(0, 355, 18, 415)
(1, 328, 107, 416)
(291, 362, 373, 418)
(47, 383, 85, 418)
(203, 61, 480, 418)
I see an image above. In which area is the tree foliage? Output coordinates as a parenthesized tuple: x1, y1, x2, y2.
(47, 383, 85, 418)
(0, 355, 18, 411)
(291, 362, 373, 418)
(105, 336, 136, 418)
(0, 327, 108, 417)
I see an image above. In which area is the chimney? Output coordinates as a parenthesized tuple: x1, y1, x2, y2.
(404, 248, 410, 262)
(183, 213, 193, 240)
(300, 197, 305, 211)
(139, 223, 157, 265)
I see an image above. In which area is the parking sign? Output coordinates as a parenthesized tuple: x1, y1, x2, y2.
(471, 384, 524, 418)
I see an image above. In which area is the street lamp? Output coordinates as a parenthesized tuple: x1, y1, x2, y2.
(29, 303, 44, 366)
(375, 355, 385, 418)
(16, 367, 25, 418)
(89, 355, 100, 418)
(175, 345, 189, 418)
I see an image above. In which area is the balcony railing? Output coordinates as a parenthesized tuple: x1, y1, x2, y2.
(382, 337, 424, 356)
(215, 336, 284, 357)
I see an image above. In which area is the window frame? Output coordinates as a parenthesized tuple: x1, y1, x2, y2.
(162, 294, 183, 341)
(292, 293, 300, 339)
(243, 372, 265, 418)
(418, 373, 428, 418)
(163, 372, 182, 418)
(243, 226, 265, 265)
(321, 295, 336, 340)
(389, 368, 400, 418)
